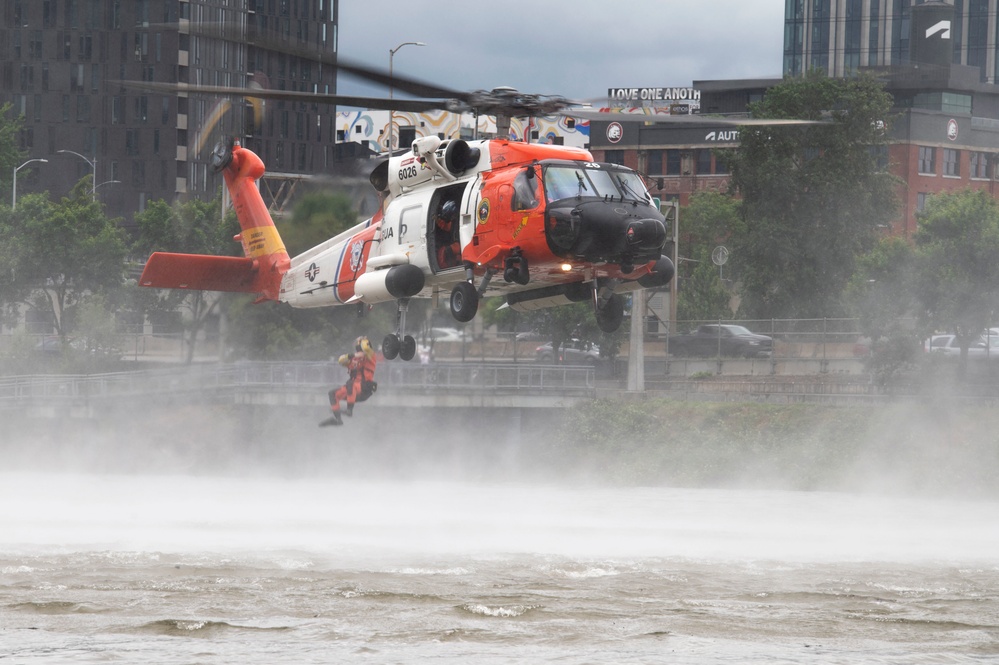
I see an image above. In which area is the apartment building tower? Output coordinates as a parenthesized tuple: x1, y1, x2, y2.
(1, 0, 339, 225)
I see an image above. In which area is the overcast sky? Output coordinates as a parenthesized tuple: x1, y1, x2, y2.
(336, 0, 787, 103)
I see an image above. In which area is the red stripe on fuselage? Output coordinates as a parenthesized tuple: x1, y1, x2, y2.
(333, 224, 381, 303)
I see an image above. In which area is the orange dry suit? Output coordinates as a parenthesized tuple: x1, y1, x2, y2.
(328, 339, 378, 415)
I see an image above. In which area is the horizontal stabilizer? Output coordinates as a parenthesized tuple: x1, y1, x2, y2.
(140, 252, 258, 293)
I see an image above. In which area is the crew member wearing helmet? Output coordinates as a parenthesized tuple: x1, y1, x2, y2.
(321, 336, 378, 427)
(434, 199, 461, 269)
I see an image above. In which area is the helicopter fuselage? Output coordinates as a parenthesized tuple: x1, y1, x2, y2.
(277, 137, 671, 312)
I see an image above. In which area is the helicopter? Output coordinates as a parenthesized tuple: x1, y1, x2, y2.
(135, 29, 816, 361)
(140, 132, 675, 360)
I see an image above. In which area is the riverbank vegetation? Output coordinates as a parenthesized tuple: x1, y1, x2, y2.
(542, 399, 999, 498)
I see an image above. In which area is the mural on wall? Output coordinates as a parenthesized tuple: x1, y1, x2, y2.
(336, 109, 591, 153)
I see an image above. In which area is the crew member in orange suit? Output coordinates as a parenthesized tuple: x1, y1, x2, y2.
(321, 336, 378, 427)
(435, 199, 461, 269)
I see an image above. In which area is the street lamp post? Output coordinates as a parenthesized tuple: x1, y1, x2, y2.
(57, 149, 97, 200)
(95, 180, 122, 194)
(12, 159, 48, 210)
(388, 40, 425, 156)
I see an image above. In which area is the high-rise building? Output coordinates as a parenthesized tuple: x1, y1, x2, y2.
(1, 0, 338, 226)
(783, 0, 995, 81)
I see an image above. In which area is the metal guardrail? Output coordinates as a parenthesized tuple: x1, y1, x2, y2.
(0, 361, 596, 410)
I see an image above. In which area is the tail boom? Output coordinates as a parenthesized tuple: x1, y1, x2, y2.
(139, 141, 290, 302)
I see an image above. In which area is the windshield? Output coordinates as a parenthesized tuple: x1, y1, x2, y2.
(543, 163, 653, 204)
(726, 325, 753, 335)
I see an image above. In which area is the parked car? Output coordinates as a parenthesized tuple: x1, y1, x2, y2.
(924, 334, 963, 356)
(535, 339, 601, 365)
(924, 333, 999, 359)
(427, 327, 465, 342)
(668, 324, 773, 358)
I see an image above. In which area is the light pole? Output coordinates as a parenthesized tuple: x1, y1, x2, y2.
(388, 40, 425, 156)
(95, 179, 121, 194)
(57, 149, 97, 200)
(12, 158, 48, 210)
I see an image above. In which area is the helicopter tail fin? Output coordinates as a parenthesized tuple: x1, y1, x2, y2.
(139, 140, 290, 302)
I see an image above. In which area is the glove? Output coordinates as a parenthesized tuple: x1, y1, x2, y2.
(338, 354, 350, 366)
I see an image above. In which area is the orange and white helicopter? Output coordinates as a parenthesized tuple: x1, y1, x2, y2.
(134, 34, 815, 361)
(140, 131, 674, 360)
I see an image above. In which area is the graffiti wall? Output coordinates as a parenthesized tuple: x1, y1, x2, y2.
(336, 109, 590, 153)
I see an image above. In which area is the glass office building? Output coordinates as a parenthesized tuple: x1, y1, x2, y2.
(783, 1, 999, 83)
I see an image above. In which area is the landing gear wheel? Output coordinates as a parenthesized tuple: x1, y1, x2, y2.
(382, 333, 401, 360)
(399, 335, 417, 361)
(450, 282, 479, 323)
(596, 293, 625, 333)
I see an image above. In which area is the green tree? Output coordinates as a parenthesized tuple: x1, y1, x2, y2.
(911, 189, 999, 370)
(132, 194, 239, 364)
(676, 192, 739, 322)
(846, 236, 919, 386)
(0, 180, 127, 339)
(727, 70, 899, 319)
(0, 103, 26, 205)
(277, 191, 358, 255)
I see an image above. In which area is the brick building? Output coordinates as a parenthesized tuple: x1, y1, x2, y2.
(588, 72, 999, 239)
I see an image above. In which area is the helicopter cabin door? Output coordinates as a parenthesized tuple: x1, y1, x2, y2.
(428, 184, 466, 273)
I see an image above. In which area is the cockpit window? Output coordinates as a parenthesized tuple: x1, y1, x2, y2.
(511, 167, 540, 211)
(543, 163, 653, 205)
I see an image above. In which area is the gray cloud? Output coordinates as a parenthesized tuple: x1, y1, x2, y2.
(337, 0, 785, 102)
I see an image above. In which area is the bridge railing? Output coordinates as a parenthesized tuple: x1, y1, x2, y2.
(0, 361, 595, 409)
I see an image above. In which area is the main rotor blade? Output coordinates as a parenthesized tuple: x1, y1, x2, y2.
(161, 22, 466, 101)
(118, 81, 447, 113)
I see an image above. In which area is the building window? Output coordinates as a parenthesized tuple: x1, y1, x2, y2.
(135, 96, 148, 123)
(714, 151, 730, 174)
(604, 150, 624, 165)
(76, 95, 90, 123)
(646, 150, 664, 175)
(918, 146, 936, 175)
(916, 192, 930, 212)
(971, 151, 990, 179)
(943, 148, 960, 177)
(666, 149, 681, 175)
(125, 129, 139, 156)
(695, 149, 711, 175)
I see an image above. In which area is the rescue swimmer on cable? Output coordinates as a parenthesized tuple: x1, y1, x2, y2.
(320, 335, 377, 427)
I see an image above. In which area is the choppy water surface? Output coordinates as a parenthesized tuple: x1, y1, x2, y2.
(3, 472, 998, 663)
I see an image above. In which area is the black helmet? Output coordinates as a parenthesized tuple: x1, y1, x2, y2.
(440, 200, 458, 222)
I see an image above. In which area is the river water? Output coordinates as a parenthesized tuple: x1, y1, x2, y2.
(2, 471, 998, 664)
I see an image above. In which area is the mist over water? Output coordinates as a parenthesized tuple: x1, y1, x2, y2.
(3, 403, 999, 663)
